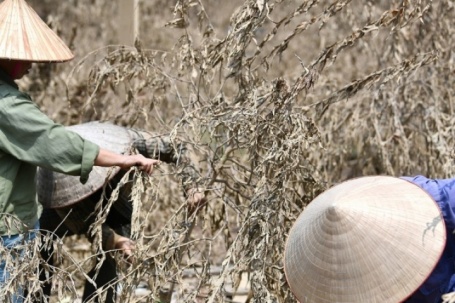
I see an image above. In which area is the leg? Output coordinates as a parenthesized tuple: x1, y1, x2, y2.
(0, 234, 25, 303)
(57, 198, 118, 303)
(82, 254, 117, 303)
(0, 222, 39, 303)
(82, 201, 132, 303)
(35, 209, 73, 303)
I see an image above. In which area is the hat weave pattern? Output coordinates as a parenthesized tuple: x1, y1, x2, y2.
(0, 0, 74, 62)
(284, 176, 446, 303)
(36, 122, 132, 209)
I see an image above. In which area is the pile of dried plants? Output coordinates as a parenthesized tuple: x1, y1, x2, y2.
(1, 0, 455, 302)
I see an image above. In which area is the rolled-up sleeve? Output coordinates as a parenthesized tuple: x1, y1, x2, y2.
(0, 92, 100, 183)
(79, 139, 99, 183)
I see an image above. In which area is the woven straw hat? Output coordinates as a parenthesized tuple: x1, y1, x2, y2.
(284, 175, 446, 303)
(0, 0, 74, 62)
(36, 122, 132, 208)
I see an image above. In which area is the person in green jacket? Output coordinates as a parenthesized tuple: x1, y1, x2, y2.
(0, 0, 159, 302)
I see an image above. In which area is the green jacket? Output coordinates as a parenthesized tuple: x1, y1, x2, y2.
(0, 69, 99, 235)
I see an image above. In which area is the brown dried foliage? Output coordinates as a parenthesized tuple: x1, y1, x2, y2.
(2, 0, 455, 302)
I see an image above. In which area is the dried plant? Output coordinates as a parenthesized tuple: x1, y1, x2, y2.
(2, 0, 455, 302)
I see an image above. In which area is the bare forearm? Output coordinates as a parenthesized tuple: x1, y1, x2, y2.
(95, 148, 127, 167)
(95, 148, 160, 174)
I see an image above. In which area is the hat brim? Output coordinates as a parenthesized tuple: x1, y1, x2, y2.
(36, 122, 132, 209)
(284, 175, 446, 303)
(0, 0, 74, 62)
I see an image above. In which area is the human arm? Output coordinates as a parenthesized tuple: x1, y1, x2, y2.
(185, 187, 207, 213)
(95, 148, 160, 174)
(128, 129, 207, 209)
(106, 230, 135, 261)
(0, 92, 98, 183)
(55, 201, 135, 261)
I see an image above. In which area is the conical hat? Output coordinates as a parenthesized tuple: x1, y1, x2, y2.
(284, 176, 446, 303)
(0, 0, 74, 62)
(36, 122, 132, 209)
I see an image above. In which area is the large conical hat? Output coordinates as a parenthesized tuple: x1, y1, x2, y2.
(284, 176, 446, 303)
(0, 0, 74, 62)
(36, 122, 132, 209)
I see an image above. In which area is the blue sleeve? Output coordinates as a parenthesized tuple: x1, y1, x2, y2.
(402, 175, 455, 302)
(402, 176, 455, 231)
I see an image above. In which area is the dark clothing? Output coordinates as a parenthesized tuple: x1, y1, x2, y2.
(402, 176, 455, 303)
(39, 185, 128, 303)
(38, 127, 198, 303)
(42, 129, 188, 247)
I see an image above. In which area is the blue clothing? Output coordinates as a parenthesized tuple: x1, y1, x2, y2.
(402, 176, 455, 303)
(0, 221, 39, 303)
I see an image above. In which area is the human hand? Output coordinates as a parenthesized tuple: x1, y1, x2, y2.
(113, 234, 136, 262)
(120, 154, 160, 174)
(186, 187, 207, 213)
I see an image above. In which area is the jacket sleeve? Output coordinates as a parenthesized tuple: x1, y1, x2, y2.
(0, 93, 99, 183)
(127, 128, 179, 163)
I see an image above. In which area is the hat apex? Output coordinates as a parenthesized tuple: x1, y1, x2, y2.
(0, 0, 74, 62)
(284, 176, 446, 303)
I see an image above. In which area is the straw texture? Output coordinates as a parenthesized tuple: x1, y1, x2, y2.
(284, 176, 446, 303)
(36, 122, 132, 208)
(0, 0, 74, 62)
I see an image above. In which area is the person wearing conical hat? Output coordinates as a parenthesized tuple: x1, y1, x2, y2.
(0, 1, 161, 302)
(284, 175, 455, 303)
(34, 122, 207, 303)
